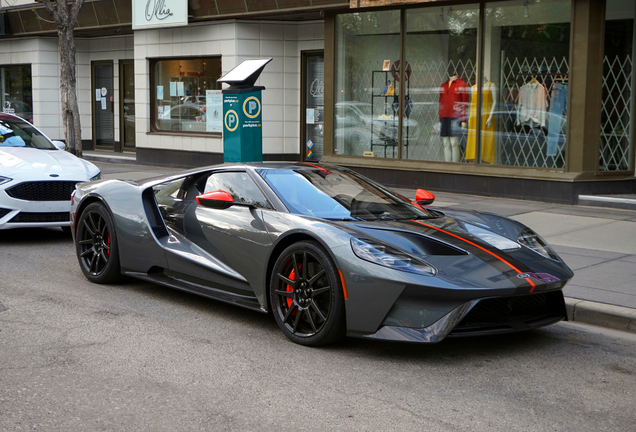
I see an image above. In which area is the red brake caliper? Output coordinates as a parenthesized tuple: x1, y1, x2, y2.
(105, 231, 110, 256)
(286, 268, 296, 308)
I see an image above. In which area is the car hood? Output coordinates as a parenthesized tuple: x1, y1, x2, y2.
(0, 147, 99, 178)
(346, 209, 573, 285)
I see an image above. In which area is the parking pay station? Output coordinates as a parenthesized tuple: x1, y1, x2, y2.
(218, 58, 273, 162)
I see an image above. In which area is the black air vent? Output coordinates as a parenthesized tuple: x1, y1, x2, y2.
(9, 212, 69, 223)
(142, 189, 169, 239)
(0, 208, 11, 219)
(451, 290, 566, 335)
(6, 181, 77, 201)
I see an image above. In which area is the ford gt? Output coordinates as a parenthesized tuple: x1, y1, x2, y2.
(71, 163, 573, 346)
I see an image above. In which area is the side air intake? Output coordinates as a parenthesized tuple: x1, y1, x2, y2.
(142, 189, 169, 239)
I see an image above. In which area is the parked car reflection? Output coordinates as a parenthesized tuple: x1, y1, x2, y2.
(157, 103, 207, 131)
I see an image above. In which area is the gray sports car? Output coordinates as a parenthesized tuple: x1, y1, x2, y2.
(71, 163, 573, 346)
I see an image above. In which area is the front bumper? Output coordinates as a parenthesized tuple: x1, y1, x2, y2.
(362, 290, 567, 343)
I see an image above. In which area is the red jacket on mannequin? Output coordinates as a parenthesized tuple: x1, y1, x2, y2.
(439, 76, 469, 120)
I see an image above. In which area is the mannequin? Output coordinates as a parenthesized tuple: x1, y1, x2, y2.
(438, 73, 468, 162)
(466, 78, 498, 163)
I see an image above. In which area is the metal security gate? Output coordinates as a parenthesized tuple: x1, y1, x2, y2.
(599, 54, 633, 171)
(499, 55, 570, 169)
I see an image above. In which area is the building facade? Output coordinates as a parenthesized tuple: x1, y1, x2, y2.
(0, 0, 634, 203)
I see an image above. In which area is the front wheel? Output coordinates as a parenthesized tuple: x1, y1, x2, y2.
(270, 241, 345, 346)
(75, 202, 123, 284)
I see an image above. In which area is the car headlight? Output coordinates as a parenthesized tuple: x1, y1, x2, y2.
(517, 228, 560, 260)
(0, 176, 12, 186)
(351, 238, 437, 276)
(464, 223, 520, 252)
(90, 172, 102, 181)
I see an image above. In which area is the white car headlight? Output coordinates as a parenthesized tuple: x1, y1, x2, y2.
(351, 238, 437, 276)
(0, 176, 12, 186)
(464, 223, 521, 252)
(90, 172, 102, 181)
(517, 228, 560, 260)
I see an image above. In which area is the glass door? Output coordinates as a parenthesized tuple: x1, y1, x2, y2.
(302, 52, 324, 161)
(120, 60, 135, 151)
(92, 61, 114, 149)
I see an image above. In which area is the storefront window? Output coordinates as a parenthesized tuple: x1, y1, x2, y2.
(483, 0, 571, 168)
(599, 0, 634, 172)
(404, 5, 479, 162)
(1, 65, 33, 123)
(151, 58, 222, 133)
(334, 11, 401, 158)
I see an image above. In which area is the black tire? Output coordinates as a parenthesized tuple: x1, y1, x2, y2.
(75, 202, 123, 284)
(270, 241, 346, 346)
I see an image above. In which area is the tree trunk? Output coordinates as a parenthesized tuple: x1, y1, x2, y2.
(41, 0, 85, 158)
(58, 27, 82, 158)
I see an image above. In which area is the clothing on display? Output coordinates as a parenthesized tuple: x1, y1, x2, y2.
(547, 81, 568, 157)
(516, 79, 548, 128)
(466, 82, 496, 163)
(439, 76, 469, 120)
(439, 117, 460, 137)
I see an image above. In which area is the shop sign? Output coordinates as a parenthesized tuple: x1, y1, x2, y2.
(132, 0, 188, 30)
(350, 0, 439, 8)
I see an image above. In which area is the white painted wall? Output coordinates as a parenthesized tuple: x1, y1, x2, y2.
(0, 35, 134, 144)
(134, 19, 324, 157)
(0, 37, 62, 140)
(76, 35, 134, 143)
(1, 19, 324, 158)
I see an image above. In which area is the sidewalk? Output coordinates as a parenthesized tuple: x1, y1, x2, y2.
(86, 152, 636, 334)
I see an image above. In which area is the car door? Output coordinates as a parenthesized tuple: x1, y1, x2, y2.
(163, 170, 274, 308)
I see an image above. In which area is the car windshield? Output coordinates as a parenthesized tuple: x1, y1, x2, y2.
(257, 166, 435, 221)
(0, 117, 55, 149)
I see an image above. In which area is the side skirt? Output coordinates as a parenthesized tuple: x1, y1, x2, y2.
(124, 270, 266, 313)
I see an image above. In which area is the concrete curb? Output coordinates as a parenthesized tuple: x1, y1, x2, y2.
(565, 297, 636, 334)
(83, 154, 138, 165)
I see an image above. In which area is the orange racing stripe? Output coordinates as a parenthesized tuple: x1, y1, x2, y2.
(411, 220, 537, 292)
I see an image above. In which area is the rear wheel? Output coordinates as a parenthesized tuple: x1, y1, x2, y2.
(75, 202, 122, 284)
(270, 241, 345, 346)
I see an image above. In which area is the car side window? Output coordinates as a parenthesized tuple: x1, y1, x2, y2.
(203, 172, 271, 209)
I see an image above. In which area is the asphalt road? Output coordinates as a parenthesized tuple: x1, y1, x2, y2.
(1, 228, 636, 431)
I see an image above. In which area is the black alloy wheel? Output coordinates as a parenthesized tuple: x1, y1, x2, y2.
(270, 241, 345, 346)
(75, 202, 122, 284)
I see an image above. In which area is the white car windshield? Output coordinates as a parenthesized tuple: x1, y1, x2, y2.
(0, 116, 55, 150)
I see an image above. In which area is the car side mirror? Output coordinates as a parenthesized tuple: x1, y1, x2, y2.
(415, 189, 435, 206)
(196, 190, 255, 210)
(196, 191, 235, 209)
(52, 140, 66, 151)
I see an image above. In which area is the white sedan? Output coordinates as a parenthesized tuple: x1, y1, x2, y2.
(0, 113, 101, 231)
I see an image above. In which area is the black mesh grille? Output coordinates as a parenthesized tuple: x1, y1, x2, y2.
(6, 181, 77, 201)
(142, 189, 169, 239)
(0, 208, 11, 219)
(9, 212, 70, 223)
(451, 291, 566, 335)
